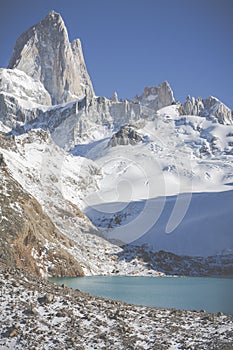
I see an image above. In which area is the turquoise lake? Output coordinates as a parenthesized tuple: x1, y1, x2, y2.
(50, 276, 233, 314)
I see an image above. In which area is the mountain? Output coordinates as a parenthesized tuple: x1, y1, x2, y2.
(8, 11, 94, 105)
(181, 95, 233, 125)
(0, 136, 83, 277)
(0, 11, 233, 277)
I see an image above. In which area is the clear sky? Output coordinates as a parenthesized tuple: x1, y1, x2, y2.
(0, 0, 232, 108)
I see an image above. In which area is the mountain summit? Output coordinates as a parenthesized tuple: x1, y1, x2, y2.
(8, 11, 94, 105)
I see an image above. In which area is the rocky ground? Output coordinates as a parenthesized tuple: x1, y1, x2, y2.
(118, 246, 233, 277)
(0, 265, 233, 350)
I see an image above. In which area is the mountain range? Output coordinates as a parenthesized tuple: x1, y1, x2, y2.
(0, 11, 233, 278)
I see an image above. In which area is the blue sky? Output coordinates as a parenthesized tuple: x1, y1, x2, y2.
(0, 0, 232, 108)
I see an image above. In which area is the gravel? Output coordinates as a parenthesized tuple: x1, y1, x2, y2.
(0, 266, 232, 350)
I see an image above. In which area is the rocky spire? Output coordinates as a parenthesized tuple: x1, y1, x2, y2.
(111, 91, 119, 103)
(8, 11, 94, 105)
(138, 81, 175, 111)
(182, 95, 232, 125)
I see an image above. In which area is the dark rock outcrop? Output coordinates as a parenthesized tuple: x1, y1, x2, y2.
(109, 125, 143, 147)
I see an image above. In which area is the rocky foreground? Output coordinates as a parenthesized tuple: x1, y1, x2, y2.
(0, 266, 232, 350)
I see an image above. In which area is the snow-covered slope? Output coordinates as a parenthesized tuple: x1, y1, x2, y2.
(0, 130, 165, 276)
(80, 105, 233, 257)
(0, 68, 51, 130)
(133, 190, 233, 256)
(0, 68, 51, 106)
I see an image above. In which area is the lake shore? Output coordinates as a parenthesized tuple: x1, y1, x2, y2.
(1, 265, 233, 350)
(50, 275, 233, 314)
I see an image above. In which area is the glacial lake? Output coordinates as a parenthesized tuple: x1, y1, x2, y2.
(50, 276, 233, 314)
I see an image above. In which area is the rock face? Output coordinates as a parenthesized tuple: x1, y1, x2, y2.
(182, 95, 204, 116)
(47, 84, 173, 148)
(138, 81, 175, 111)
(109, 125, 143, 147)
(8, 11, 94, 105)
(202, 96, 233, 125)
(0, 92, 43, 131)
(182, 95, 233, 125)
(31, 95, 143, 148)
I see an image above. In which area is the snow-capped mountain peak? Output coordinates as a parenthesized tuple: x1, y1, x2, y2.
(8, 11, 94, 105)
